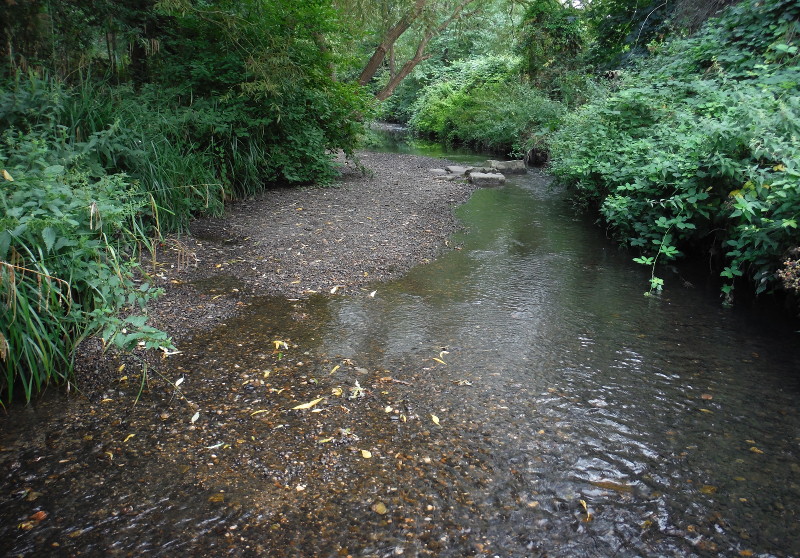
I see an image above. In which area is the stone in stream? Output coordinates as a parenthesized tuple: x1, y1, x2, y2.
(468, 172, 506, 185)
(444, 165, 471, 176)
(486, 159, 527, 174)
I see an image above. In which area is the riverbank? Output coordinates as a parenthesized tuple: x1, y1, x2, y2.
(74, 151, 479, 395)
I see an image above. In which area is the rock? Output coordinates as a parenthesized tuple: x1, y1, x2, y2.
(429, 168, 448, 176)
(444, 165, 471, 176)
(468, 172, 506, 185)
(486, 159, 526, 174)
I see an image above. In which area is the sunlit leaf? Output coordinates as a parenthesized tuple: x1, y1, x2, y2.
(432, 358, 447, 365)
(291, 397, 324, 410)
(361, 449, 372, 458)
(431, 414, 440, 425)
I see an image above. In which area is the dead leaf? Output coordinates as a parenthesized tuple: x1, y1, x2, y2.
(250, 409, 269, 416)
(432, 358, 447, 365)
(749, 446, 764, 454)
(431, 414, 440, 425)
(208, 494, 225, 503)
(123, 434, 135, 443)
(291, 397, 324, 410)
(190, 411, 200, 423)
(2, 169, 13, 181)
(372, 501, 388, 515)
(29, 511, 47, 521)
(701, 393, 713, 400)
(329, 365, 340, 375)
(369, 290, 377, 298)
(700, 485, 717, 494)
(361, 449, 372, 459)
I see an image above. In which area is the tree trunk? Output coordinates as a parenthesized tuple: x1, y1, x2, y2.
(357, 0, 427, 86)
(365, 0, 480, 99)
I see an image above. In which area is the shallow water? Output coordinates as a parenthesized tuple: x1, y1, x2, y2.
(2, 162, 799, 557)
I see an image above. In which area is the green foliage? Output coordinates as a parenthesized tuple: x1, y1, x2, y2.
(407, 55, 564, 155)
(0, 91, 171, 401)
(549, 0, 800, 300)
(518, 0, 585, 85)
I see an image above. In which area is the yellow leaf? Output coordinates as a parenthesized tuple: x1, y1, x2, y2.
(190, 411, 200, 423)
(432, 358, 447, 365)
(329, 364, 340, 375)
(291, 397, 324, 410)
(579, 499, 588, 512)
(2, 169, 13, 181)
(331, 387, 343, 396)
(431, 414, 440, 425)
(773, 164, 786, 172)
(699, 485, 717, 494)
(123, 434, 135, 443)
(361, 449, 372, 459)
(749, 446, 764, 454)
(318, 437, 333, 444)
(250, 409, 269, 416)
(371, 501, 387, 514)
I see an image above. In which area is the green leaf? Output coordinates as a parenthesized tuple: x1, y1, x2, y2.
(42, 227, 57, 252)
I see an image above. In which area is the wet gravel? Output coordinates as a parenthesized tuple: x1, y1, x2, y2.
(73, 151, 476, 395)
(146, 151, 476, 345)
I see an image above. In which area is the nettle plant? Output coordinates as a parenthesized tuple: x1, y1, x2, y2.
(1, 128, 171, 402)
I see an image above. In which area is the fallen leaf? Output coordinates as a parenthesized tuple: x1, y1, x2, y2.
(699, 485, 717, 494)
(329, 365, 340, 375)
(385, 406, 393, 413)
(749, 446, 764, 454)
(372, 501, 388, 515)
(175, 377, 184, 387)
(29, 511, 47, 521)
(331, 387, 343, 397)
(361, 449, 372, 459)
(432, 358, 447, 365)
(208, 494, 225, 503)
(369, 290, 377, 297)
(250, 409, 269, 416)
(701, 393, 713, 400)
(291, 397, 324, 410)
(431, 414, 440, 425)
(190, 411, 200, 423)
(2, 169, 13, 181)
(318, 437, 333, 444)
(123, 434, 135, 443)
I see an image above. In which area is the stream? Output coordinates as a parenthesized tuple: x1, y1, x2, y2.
(1, 142, 799, 557)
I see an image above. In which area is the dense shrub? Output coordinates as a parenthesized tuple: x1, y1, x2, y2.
(408, 56, 564, 156)
(549, 0, 800, 300)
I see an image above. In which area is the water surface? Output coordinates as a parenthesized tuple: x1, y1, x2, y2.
(1, 159, 798, 557)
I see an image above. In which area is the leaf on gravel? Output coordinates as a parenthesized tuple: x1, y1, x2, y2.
(372, 501, 388, 515)
(123, 434, 135, 443)
(329, 364, 340, 375)
(318, 437, 333, 444)
(175, 377, 184, 387)
(361, 449, 372, 459)
(331, 387, 343, 397)
(251, 409, 269, 416)
(749, 446, 764, 454)
(432, 358, 447, 365)
(369, 290, 377, 297)
(190, 411, 200, 423)
(291, 397, 324, 410)
(431, 414, 440, 425)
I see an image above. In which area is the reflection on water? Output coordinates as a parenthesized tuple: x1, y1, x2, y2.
(1, 162, 798, 557)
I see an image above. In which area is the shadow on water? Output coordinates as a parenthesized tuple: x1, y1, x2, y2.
(2, 137, 799, 556)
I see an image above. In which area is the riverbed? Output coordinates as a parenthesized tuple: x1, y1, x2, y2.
(1, 149, 798, 557)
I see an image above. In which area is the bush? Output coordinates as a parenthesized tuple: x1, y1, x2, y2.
(408, 56, 564, 156)
(549, 0, 800, 299)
